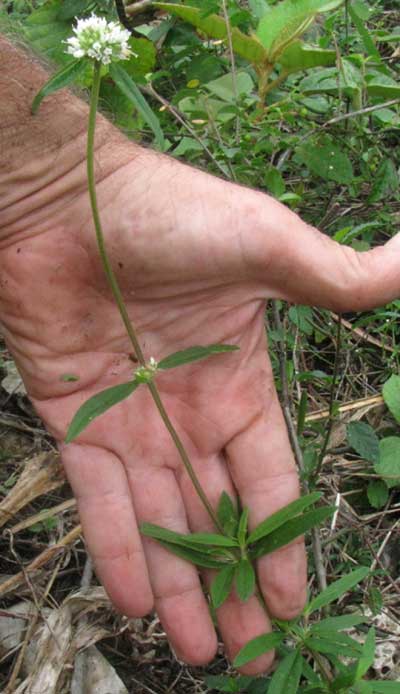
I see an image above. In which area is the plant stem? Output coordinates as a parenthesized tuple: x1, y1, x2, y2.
(87, 61, 223, 533)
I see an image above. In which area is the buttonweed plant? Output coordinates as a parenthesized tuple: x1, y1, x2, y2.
(26, 0, 400, 692)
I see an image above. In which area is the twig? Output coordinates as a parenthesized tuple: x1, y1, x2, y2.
(71, 556, 94, 694)
(271, 302, 327, 593)
(221, 0, 240, 144)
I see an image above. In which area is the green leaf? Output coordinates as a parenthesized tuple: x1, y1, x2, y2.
(211, 565, 236, 608)
(237, 507, 249, 547)
(372, 684, 400, 693)
(32, 59, 87, 114)
(233, 632, 285, 668)
(140, 522, 238, 549)
(217, 492, 239, 536)
(356, 627, 375, 680)
(279, 41, 337, 73)
(305, 567, 369, 615)
(311, 613, 366, 633)
(158, 344, 239, 370)
(382, 374, 400, 423)
(247, 492, 322, 545)
(251, 506, 334, 559)
(348, 4, 384, 68)
(108, 63, 165, 150)
(156, 539, 229, 569)
(265, 167, 286, 197)
(367, 479, 389, 509)
(257, 0, 344, 60)
(306, 632, 362, 657)
(298, 136, 353, 185)
(347, 421, 380, 464)
(154, 3, 268, 64)
(65, 380, 139, 443)
(268, 649, 302, 694)
(24, 1, 72, 64)
(235, 559, 256, 602)
(368, 159, 399, 203)
(250, 506, 334, 559)
(375, 437, 400, 488)
(56, 0, 86, 21)
(288, 305, 314, 335)
(205, 71, 254, 102)
(121, 37, 156, 82)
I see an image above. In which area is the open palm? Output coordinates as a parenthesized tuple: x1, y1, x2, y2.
(1, 150, 399, 674)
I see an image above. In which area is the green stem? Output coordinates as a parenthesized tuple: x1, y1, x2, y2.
(87, 61, 223, 534)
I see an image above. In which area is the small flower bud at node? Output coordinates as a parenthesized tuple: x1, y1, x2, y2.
(134, 358, 159, 384)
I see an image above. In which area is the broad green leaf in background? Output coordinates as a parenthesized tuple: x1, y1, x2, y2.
(348, 3, 386, 72)
(204, 71, 254, 102)
(235, 558, 256, 602)
(298, 136, 354, 184)
(372, 683, 400, 693)
(288, 305, 314, 336)
(382, 374, 400, 423)
(305, 567, 369, 614)
(109, 63, 165, 150)
(233, 632, 285, 668)
(65, 380, 139, 443)
(367, 479, 389, 509)
(250, 506, 334, 559)
(256, 0, 344, 60)
(31, 59, 87, 114)
(57, 0, 88, 21)
(123, 37, 157, 82)
(279, 41, 337, 73)
(249, 0, 270, 19)
(247, 492, 321, 544)
(368, 159, 398, 203)
(265, 167, 286, 197)
(346, 421, 380, 464)
(211, 565, 236, 608)
(268, 649, 303, 694)
(158, 344, 239, 370)
(24, 0, 72, 63)
(154, 3, 268, 64)
(375, 437, 400, 488)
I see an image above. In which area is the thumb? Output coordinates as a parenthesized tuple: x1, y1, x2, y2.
(252, 203, 400, 312)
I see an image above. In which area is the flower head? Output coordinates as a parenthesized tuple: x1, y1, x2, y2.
(134, 357, 159, 384)
(65, 14, 133, 65)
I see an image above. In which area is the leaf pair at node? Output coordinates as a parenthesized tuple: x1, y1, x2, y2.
(65, 344, 239, 442)
(141, 491, 335, 609)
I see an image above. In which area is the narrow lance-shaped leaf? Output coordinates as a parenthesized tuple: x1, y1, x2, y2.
(250, 506, 334, 559)
(305, 566, 369, 615)
(158, 344, 239, 370)
(140, 522, 239, 548)
(155, 540, 230, 569)
(235, 558, 255, 602)
(32, 59, 87, 114)
(311, 613, 366, 634)
(65, 380, 139, 443)
(247, 492, 321, 544)
(237, 507, 249, 547)
(233, 632, 285, 668)
(268, 649, 303, 694)
(109, 63, 165, 150)
(211, 565, 236, 608)
(356, 628, 376, 680)
(217, 491, 239, 536)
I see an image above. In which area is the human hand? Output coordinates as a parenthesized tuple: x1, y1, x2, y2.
(1, 109, 400, 675)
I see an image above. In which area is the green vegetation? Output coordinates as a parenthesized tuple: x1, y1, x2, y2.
(1, 0, 400, 691)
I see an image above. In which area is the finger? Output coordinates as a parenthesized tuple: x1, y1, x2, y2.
(225, 392, 308, 622)
(250, 200, 400, 311)
(126, 464, 218, 666)
(177, 452, 275, 675)
(60, 443, 153, 617)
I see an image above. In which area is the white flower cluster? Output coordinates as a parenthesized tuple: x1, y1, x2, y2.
(65, 14, 133, 65)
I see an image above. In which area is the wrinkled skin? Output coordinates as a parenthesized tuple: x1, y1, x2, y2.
(1, 127, 400, 674)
